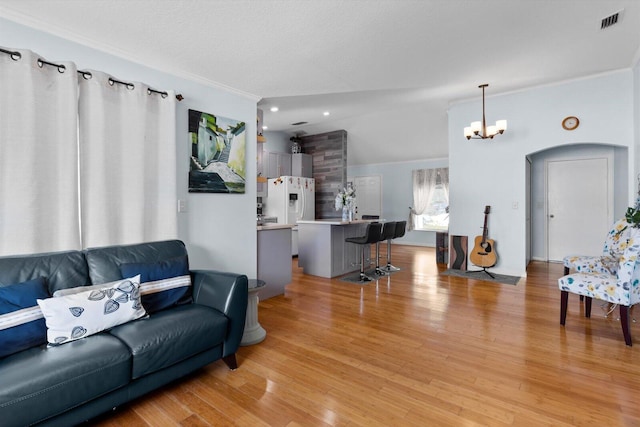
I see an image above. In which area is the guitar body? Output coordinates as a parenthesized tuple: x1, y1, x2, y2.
(470, 205, 498, 268)
(470, 235, 497, 267)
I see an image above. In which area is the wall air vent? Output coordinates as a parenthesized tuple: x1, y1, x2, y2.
(601, 10, 623, 30)
(291, 121, 308, 126)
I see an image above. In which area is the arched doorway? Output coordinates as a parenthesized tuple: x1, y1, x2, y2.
(527, 143, 628, 263)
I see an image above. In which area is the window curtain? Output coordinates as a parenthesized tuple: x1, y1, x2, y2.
(0, 49, 80, 256)
(408, 169, 437, 231)
(408, 168, 449, 231)
(439, 167, 450, 208)
(78, 71, 177, 248)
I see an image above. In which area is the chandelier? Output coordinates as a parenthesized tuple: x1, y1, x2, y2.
(464, 84, 507, 140)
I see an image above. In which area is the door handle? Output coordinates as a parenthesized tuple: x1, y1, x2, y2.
(549, 214, 555, 218)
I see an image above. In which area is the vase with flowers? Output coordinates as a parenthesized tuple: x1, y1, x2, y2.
(335, 185, 356, 221)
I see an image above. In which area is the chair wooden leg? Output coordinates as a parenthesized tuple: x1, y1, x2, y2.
(223, 354, 238, 370)
(560, 291, 568, 325)
(585, 297, 592, 318)
(620, 305, 632, 346)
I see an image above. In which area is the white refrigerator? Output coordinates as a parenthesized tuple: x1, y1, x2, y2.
(264, 176, 315, 255)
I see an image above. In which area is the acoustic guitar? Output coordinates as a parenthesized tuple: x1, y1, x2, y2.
(469, 205, 497, 268)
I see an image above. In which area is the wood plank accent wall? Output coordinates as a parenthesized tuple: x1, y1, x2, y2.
(300, 130, 347, 219)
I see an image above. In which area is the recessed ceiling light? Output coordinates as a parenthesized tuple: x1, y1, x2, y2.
(323, 111, 330, 116)
(262, 125, 268, 130)
(270, 107, 279, 112)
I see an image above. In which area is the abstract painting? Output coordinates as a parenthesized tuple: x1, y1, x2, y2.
(188, 109, 246, 193)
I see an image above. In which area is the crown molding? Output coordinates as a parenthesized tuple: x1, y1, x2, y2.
(0, 8, 261, 102)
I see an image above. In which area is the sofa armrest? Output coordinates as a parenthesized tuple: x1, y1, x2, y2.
(190, 270, 248, 358)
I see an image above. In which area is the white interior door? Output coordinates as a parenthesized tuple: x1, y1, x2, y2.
(547, 157, 611, 261)
(351, 176, 382, 219)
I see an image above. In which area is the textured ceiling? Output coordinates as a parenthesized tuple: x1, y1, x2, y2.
(1, 0, 639, 160)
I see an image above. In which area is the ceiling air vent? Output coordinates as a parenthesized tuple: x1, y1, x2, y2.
(601, 10, 623, 30)
(291, 121, 308, 126)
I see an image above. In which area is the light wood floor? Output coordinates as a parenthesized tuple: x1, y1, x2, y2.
(93, 245, 640, 426)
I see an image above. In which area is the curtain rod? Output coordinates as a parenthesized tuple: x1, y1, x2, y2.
(1, 47, 184, 101)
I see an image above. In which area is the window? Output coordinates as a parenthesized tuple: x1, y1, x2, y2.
(414, 180, 449, 231)
(410, 168, 449, 232)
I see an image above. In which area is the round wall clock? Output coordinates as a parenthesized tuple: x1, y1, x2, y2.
(562, 116, 580, 131)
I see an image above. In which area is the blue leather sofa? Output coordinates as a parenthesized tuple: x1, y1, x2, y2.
(0, 240, 248, 426)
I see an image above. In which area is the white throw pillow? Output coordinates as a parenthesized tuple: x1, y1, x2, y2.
(37, 275, 146, 345)
(53, 279, 123, 297)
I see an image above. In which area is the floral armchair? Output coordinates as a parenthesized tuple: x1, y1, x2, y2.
(558, 225, 640, 346)
(562, 218, 632, 276)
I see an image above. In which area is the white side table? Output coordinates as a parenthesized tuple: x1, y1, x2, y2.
(240, 279, 267, 346)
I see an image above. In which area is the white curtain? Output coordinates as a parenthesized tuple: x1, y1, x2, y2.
(408, 168, 449, 231)
(439, 167, 449, 208)
(0, 49, 80, 255)
(79, 71, 177, 248)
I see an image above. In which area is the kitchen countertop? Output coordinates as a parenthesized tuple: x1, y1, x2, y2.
(256, 223, 295, 231)
(297, 219, 379, 225)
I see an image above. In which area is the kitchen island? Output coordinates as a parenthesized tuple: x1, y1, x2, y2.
(297, 219, 374, 278)
(257, 223, 292, 299)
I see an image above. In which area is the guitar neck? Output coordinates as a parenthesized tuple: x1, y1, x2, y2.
(481, 213, 489, 242)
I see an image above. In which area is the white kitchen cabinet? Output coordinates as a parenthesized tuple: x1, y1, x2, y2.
(266, 151, 291, 178)
(292, 153, 312, 177)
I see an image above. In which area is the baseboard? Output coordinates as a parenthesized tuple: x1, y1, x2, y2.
(392, 241, 435, 248)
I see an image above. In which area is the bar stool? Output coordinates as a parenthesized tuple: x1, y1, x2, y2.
(345, 222, 383, 282)
(374, 221, 396, 276)
(383, 220, 406, 272)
